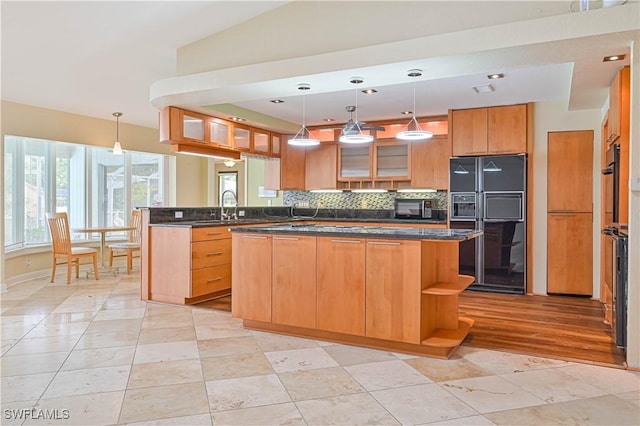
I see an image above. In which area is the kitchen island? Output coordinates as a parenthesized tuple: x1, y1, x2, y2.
(230, 224, 482, 358)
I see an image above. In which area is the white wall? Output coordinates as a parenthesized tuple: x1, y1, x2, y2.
(532, 101, 602, 296)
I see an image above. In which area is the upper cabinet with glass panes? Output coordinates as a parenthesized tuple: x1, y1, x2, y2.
(159, 106, 283, 159)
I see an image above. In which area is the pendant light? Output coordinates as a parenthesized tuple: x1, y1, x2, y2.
(112, 112, 123, 155)
(396, 69, 433, 141)
(288, 83, 320, 147)
(339, 77, 374, 144)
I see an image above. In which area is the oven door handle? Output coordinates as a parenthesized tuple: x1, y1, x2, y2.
(602, 166, 613, 175)
(602, 227, 618, 236)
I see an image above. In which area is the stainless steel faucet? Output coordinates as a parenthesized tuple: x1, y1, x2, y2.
(220, 190, 238, 220)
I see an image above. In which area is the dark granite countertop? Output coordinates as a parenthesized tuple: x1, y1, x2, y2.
(229, 223, 482, 241)
(150, 217, 447, 228)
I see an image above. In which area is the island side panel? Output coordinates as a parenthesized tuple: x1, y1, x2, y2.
(140, 209, 151, 301)
(365, 239, 422, 344)
(317, 236, 366, 336)
(149, 227, 191, 304)
(231, 233, 272, 322)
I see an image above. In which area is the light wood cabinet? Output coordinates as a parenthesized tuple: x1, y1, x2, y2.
(305, 143, 337, 190)
(451, 104, 527, 156)
(252, 129, 270, 155)
(338, 145, 372, 180)
(271, 134, 281, 158)
(148, 225, 231, 304)
(316, 236, 366, 336)
(280, 136, 306, 190)
(547, 131, 593, 213)
(231, 233, 272, 322)
(233, 124, 251, 152)
(547, 213, 593, 295)
(365, 239, 422, 344)
(607, 69, 621, 143)
(272, 235, 317, 328)
(410, 136, 449, 189)
(451, 108, 487, 156)
(547, 130, 593, 296)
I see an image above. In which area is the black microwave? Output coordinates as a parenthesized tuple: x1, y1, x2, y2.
(394, 199, 433, 219)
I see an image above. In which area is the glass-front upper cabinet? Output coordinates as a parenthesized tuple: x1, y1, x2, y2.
(339, 145, 371, 179)
(233, 125, 251, 152)
(183, 114, 205, 141)
(271, 134, 281, 157)
(253, 130, 270, 155)
(209, 119, 231, 147)
(375, 143, 409, 178)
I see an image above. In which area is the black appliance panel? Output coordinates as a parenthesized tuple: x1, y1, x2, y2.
(450, 221, 477, 279)
(484, 192, 524, 222)
(451, 193, 477, 221)
(450, 157, 477, 192)
(482, 155, 526, 192)
(602, 144, 620, 224)
(480, 221, 526, 294)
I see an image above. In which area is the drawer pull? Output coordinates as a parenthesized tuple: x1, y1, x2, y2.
(207, 276, 224, 282)
(273, 236, 299, 241)
(207, 251, 223, 256)
(368, 241, 401, 246)
(330, 239, 361, 244)
(243, 235, 268, 239)
(207, 232, 223, 235)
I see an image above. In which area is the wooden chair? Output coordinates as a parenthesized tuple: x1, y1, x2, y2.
(108, 209, 142, 273)
(46, 212, 100, 284)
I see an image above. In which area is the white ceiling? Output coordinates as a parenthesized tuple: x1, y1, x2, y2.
(1, 1, 636, 132)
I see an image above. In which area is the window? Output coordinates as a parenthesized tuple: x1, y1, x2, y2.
(3, 135, 170, 250)
(218, 172, 238, 206)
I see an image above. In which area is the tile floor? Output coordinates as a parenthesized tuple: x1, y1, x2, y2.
(1, 274, 639, 425)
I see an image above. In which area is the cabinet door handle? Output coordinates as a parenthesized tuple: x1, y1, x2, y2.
(466, 150, 486, 154)
(206, 232, 223, 235)
(330, 239, 361, 244)
(368, 241, 401, 246)
(489, 149, 513, 154)
(273, 236, 299, 241)
(207, 276, 224, 282)
(207, 251, 223, 256)
(243, 235, 268, 239)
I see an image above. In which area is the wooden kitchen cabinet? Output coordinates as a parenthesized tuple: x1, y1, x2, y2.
(374, 142, 410, 179)
(451, 108, 487, 156)
(272, 235, 317, 328)
(148, 225, 231, 304)
(338, 144, 372, 180)
(280, 136, 306, 190)
(451, 104, 527, 156)
(607, 66, 629, 144)
(365, 239, 422, 344)
(233, 124, 252, 152)
(305, 143, 337, 190)
(547, 131, 593, 213)
(411, 135, 449, 189)
(316, 236, 366, 336)
(252, 129, 270, 155)
(547, 212, 593, 296)
(231, 233, 272, 322)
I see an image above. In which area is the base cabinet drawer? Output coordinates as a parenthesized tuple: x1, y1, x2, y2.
(192, 239, 231, 269)
(192, 264, 231, 297)
(192, 227, 231, 242)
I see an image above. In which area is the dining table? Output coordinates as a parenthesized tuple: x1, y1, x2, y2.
(72, 225, 135, 275)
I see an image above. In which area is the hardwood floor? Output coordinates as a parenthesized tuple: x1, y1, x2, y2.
(196, 291, 626, 368)
(459, 291, 626, 368)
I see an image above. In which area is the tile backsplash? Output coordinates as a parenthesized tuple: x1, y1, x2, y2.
(283, 191, 448, 210)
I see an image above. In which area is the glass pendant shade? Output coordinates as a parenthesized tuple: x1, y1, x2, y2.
(112, 112, 123, 155)
(289, 85, 319, 147)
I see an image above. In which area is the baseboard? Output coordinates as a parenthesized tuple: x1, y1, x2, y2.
(4, 267, 96, 288)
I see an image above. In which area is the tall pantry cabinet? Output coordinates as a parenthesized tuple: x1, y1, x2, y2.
(547, 131, 594, 295)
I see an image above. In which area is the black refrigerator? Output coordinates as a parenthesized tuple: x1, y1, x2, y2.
(449, 155, 527, 294)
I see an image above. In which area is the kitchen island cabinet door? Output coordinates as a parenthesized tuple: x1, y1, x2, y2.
(316, 236, 366, 336)
(231, 234, 272, 322)
(365, 239, 422, 344)
(547, 212, 593, 296)
(272, 235, 317, 328)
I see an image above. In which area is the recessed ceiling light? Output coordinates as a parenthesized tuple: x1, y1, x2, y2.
(603, 54, 625, 62)
(487, 73, 504, 79)
(270, 99, 284, 103)
(349, 77, 364, 84)
(472, 84, 495, 93)
(361, 88, 378, 95)
(230, 116, 246, 122)
(401, 110, 412, 115)
(323, 118, 335, 122)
